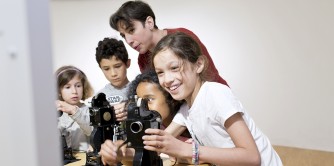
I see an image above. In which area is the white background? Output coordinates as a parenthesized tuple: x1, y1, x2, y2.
(50, 0, 334, 152)
(1, 0, 60, 165)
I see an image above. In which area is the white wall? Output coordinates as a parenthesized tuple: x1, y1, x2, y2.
(1, 0, 61, 165)
(51, 0, 334, 152)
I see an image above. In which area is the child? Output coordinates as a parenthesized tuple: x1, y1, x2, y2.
(56, 65, 94, 152)
(142, 32, 283, 166)
(99, 70, 191, 165)
(95, 37, 131, 121)
(110, 0, 229, 87)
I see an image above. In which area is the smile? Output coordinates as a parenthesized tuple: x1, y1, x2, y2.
(168, 84, 180, 92)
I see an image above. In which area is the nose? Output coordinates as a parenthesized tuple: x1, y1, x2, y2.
(163, 72, 174, 86)
(124, 34, 134, 46)
(71, 86, 78, 94)
(110, 68, 117, 77)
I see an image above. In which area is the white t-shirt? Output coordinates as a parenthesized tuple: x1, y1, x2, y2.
(173, 82, 282, 166)
(96, 82, 130, 105)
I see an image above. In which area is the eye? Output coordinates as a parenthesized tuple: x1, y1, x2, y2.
(102, 67, 110, 71)
(156, 72, 164, 77)
(171, 65, 180, 71)
(115, 64, 122, 69)
(144, 97, 154, 103)
(128, 28, 135, 34)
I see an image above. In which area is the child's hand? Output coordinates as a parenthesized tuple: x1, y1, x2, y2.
(114, 102, 127, 121)
(99, 140, 126, 165)
(55, 100, 78, 115)
(142, 128, 190, 158)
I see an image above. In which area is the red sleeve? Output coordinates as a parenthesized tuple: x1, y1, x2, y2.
(138, 52, 151, 73)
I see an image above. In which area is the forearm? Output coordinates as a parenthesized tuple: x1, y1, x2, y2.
(71, 107, 93, 136)
(192, 146, 260, 166)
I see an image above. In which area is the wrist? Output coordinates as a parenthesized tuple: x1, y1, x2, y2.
(69, 105, 79, 115)
(191, 140, 199, 165)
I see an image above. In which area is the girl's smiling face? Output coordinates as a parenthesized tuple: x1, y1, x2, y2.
(153, 48, 202, 104)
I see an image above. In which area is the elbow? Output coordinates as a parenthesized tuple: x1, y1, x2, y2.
(249, 153, 261, 166)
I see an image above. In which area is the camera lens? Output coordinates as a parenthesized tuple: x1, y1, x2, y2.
(130, 121, 143, 133)
(89, 108, 97, 116)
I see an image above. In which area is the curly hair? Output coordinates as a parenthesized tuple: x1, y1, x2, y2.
(95, 37, 128, 66)
(127, 69, 183, 117)
(55, 65, 94, 100)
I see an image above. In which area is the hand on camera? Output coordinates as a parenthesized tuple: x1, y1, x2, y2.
(100, 140, 128, 165)
(55, 100, 78, 115)
(114, 102, 128, 121)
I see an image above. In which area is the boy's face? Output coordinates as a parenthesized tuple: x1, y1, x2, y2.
(100, 56, 130, 89)
(118, 19, 154, 54)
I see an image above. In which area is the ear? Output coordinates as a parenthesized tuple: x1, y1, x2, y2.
(126, 59, 131, 68)
(195, 56, 205, 74)
(145, 16, 155, 30)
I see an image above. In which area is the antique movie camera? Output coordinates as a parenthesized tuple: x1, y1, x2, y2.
(86, 93, 117, 166)
(125, 95, 163, 166)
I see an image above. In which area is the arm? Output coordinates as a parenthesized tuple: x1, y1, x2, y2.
(164, 121, 186, 137)
(143, 113, 261, 166)
(143, 122, 191, 157)
(194, 113, 260, 166)
(56, 100, 92, 135)
(69, 106, 93, 136)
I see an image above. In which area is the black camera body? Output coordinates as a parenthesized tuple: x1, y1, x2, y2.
(125, 95, 163, 166)
(86, 93, 116, 166)
(89, 93, 116, 150)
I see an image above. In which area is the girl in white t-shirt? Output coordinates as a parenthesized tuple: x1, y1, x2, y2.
(142, 32, 282, 166)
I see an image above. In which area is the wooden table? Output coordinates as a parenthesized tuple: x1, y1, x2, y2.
(65, 152, 210, 166)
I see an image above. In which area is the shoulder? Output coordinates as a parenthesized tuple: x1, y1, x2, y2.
(178, 103, 189, 113)
(96, 83, 112, 93)
(202, 82, 231, 94)
(166, 28, 196, 35)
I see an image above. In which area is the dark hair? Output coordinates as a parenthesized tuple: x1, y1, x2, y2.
(55, 65, 94, 100)
(151, 32, 209, 81)
(127, 69, 183, 117)
(110, 0, 158, 31)
(95, 37, 128, 66)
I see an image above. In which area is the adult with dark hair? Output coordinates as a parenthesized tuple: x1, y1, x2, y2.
(110, 0, 229, 87)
